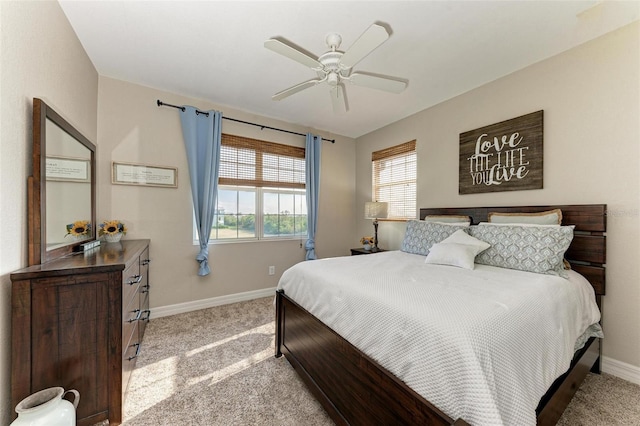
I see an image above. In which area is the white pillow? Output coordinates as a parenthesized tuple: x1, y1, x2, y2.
(425, 243, 483, 270)
(424, 230, 490, 269)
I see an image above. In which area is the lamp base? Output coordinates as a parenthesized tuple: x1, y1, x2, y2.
(372, 219, 380, 252)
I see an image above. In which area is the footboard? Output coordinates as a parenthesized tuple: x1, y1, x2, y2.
(275, 289, 469, 426)
(536, 336, 600, 425)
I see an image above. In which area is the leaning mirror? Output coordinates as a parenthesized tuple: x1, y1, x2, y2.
(29, 98, 96, 265)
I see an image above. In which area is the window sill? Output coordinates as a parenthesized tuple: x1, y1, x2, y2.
(194, 237, 306, 246)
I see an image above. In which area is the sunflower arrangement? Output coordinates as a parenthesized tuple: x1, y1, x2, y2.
(65, 220, 91, 237)
(99, 220, 127, 236)
(360, 236, 374, 245)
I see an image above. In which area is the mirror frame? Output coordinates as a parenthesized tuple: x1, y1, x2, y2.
(29, 98, 96, 266)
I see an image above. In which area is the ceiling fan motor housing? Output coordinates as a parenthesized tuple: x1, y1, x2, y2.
(317, 51, 350, 83)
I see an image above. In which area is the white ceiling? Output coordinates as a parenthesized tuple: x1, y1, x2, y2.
(59, 1, 639, 139)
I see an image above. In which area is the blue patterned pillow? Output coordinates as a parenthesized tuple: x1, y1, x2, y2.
(470, 224, 574, 277)
(401, 221, 469, 256)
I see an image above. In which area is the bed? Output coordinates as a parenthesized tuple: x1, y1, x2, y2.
(275, 204, 606, 425)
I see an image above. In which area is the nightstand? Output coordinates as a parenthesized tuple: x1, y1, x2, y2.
(351, 248, 387, 255)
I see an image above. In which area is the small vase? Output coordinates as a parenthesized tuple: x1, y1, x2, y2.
(11, 387, 79, 426)
(104, 233, 122, 243)
(363, 244, 371, 251)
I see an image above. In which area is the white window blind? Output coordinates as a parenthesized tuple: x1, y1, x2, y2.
(372, 140, 417, 219)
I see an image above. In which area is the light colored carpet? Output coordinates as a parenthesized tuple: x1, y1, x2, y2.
(122, 297, 331, 425)
(116, 297, 639, 425)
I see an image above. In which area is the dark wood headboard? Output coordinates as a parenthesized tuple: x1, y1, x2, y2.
(419, 205, 606, 297)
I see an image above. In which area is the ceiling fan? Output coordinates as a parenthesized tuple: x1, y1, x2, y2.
(264, 23, 408, 113)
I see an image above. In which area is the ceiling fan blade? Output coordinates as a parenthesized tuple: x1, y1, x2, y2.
(339, 23, 389, 69)
(264, 38, 322, 69)
(272, 79, 322, 101)
(349, 72, 407, 94)
(330, 85, 347, 113)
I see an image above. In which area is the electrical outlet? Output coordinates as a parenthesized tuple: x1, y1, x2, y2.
(269, 266, 275, 275)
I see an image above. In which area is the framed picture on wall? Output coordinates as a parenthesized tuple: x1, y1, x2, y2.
(112, 162, 178, 188)
(459, 110, 543, 195)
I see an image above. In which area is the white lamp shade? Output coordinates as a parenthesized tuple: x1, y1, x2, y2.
(364, 202, 388, 219)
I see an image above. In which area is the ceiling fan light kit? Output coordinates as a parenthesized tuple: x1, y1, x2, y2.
(265, 23, 408, 113)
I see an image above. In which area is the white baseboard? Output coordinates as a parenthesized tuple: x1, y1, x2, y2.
(602, 356, 640, 385)
(152, 287, 276, 319)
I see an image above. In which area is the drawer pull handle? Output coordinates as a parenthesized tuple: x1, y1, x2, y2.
(127, 274, 143, 285)
(142, 259, 151, 265)
(141, 284, 151, 294)
(127, 343, 141, 361)
(127, 309, 142, 323)
(140, 309, 151, 322)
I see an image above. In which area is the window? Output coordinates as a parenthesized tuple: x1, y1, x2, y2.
(205, 134, 307, 242)
(211, 187, 256, 240)
(372, 140, 417, 219)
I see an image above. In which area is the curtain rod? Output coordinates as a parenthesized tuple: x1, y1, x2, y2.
(156, 100, 335, 143)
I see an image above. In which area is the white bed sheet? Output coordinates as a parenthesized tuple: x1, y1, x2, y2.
(277, 250, 602, 426)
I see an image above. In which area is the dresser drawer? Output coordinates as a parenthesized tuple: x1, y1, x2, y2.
(122, 261, 141, 307)
(122, 302, 141, 354)
(140, 247, 150, 270)
(122, 322, 141, 397)
(139, 292, 150, 340)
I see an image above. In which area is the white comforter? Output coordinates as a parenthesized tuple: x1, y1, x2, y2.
(277, 250, 602, 426)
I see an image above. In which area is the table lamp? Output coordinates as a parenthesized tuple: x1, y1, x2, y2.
(364, 201, 388, 252)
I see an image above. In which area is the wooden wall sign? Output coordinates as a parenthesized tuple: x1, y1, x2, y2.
(459, 110, 543, 195)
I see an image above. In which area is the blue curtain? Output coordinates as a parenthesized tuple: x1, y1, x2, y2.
(179, 106, 222, 276)
(305, 133, 322, 260)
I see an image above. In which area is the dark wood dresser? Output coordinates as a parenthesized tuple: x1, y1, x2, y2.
(10, 239, 151, 426)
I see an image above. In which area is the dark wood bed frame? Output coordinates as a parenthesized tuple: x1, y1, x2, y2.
(275, 204, 606, 425)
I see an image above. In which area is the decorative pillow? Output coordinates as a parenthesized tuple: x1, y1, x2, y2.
(487, 209, 562, 225)
(425, 243, 482, 270)
(400, 221, 469, 256)
(423, 215, 471, 225)
(470, 224, 574, 277)
(424, 230, 491, 269)
(478, 222, 572, 270)
(440, 229, 490, 250)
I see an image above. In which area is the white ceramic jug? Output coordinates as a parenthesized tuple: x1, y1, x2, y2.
(11, 387, 80, 426)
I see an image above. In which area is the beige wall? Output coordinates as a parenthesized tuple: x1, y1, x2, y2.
(1, 2, 636, 422)
(97, 77, 356, 309)
(356, 23, 640, 371)
(0, 1, 99, 423)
